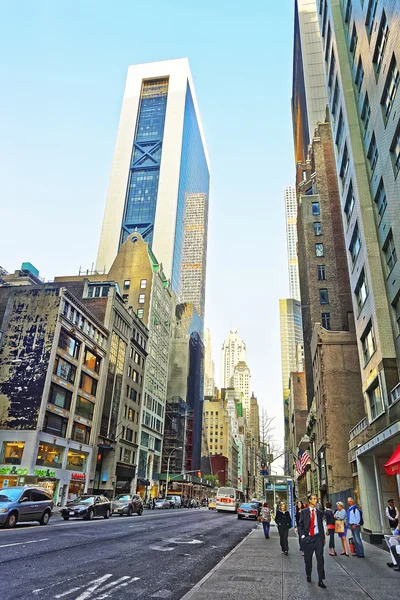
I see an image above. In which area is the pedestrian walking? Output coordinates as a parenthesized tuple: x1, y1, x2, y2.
(275, 502, 292, 555)
(334, 501, 349, 556)
(260, 502, 272, 539)
(324, 501, 336, 556)
(347, 497, 365, 558)
(299, 493, 326, 588)
(386, 499, 399, 532)
(295, 500, 305, 555)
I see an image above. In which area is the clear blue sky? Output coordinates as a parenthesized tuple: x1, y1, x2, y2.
(0, 0, 294, 450)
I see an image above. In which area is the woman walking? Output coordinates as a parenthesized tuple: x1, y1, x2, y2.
(295, 500, 304, 555)
(275, 502, 292, 555)
(325, 501, 336, 556)
(260, 502, 272, 539)
(334, 501, 349, 556)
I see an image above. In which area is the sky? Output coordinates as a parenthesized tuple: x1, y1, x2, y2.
(0, 0, 295, 451)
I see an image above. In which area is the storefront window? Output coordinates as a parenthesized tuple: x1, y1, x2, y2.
(71, 422, 91, 445)
(75, 396, 95, 421)
(36, 443, 63, 468)
(84, 348, 101, 373)
(66, 450, 87, 472)
(0, 442, 25, 465)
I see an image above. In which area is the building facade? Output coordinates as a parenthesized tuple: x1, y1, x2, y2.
(221, 329, 247, 388)
(317, 0, 400, 537)
(96, 58, 210, 323)
(285, 185, 302, 302)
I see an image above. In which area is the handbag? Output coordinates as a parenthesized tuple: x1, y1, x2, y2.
(335, 519, 345, 534)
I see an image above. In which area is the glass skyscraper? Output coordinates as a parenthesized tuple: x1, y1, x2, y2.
(96, 59, 210, 325)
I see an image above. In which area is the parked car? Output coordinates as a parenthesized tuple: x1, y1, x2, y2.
(250, 500, 263, 516)
(154, 498, 170, 509)
(165, 495, 182, 508)
(61, 495, 111, 520)
(112, 494, 143, 516)
(208, 499, 216, 510)
(0, 486, 53, 528)
(237, 503, 259, 520)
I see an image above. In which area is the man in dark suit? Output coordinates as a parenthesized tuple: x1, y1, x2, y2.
(299, 493, 326, 589)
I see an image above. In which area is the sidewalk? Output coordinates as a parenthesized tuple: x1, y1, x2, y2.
(182, 524, 397, 600)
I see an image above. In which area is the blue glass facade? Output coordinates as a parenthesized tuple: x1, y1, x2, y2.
(172, 85, 210, 313)
(121, 79, 169, 246)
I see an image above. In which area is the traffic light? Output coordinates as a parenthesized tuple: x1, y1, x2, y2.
(197, 471, 201, 478)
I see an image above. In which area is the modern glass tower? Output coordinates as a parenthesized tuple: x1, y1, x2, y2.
(96, 59, 210, 322)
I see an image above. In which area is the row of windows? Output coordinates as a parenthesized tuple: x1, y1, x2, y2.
(123, 279, 147, 290)
(62, 303, 105, 347)
(43, 412, 91, 445)
(48, 383, 95, 420)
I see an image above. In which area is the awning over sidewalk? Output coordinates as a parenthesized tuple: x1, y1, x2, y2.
(384, 444, 400, 476)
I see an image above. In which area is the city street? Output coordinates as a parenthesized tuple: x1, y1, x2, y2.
(0, 508, 255, 600)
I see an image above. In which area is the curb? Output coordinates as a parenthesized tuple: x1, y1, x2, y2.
(180, 526, 257, 600)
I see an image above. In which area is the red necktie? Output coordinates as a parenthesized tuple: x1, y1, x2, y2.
(310, 509, 315, 536)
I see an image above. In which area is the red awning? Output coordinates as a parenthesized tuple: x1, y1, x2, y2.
(384, 445, 400, 476)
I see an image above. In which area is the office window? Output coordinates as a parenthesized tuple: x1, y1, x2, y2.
(53, 356, 76, 384)
(48, 383, 72, 411)
(316, 243, 324, 257)
(361, 94, 371, 133)
(390, 123, 400, 176)
(75, 396, 95, 421)
(332, 78, 339, 115)
(72, 422, 91, 445)
(381, 55, 399, 122)
(367, 134, 378, 171)
(126, 428, 133, 442)
(340, 143, 349, 181)
(368, 381, 383, 420)
(58, 328, 80, 359)
(365, 0, 378, 37)
(393, 296, 400, 335)
(138, 294, 145, 304)
(313, 222, 323, 236)
(84, 348, 101, 373)
(344, 182, 355, 224)
(355, 58, 364, 92)
(312, 202, 320, 215)
(130, 388, 137, 402)
(375, 178, 387, 220)
(328, 51, 336, 87)
(383, 230, 397, 274)
(123, 280, 130, 290)
(373, 11, 389, 74)
(321, 0, 328, 36)
(361, 320, 376, 365)
(325, 24, 331, 62)
(43, 412, 68, 438)
(319, 289, 329, 305)
(321, 313, 331, 330)
(355, 269, 368, 313)
(344, 0, 352, 23)
(101, 286, 109, 297)
(336, 110, 344, 148)
(349, 24, 358, 58)
(140, 279, 147, 289)
(137, 308, 144, 319)
(317, 265, 326, 281)
(349, 223, 361, 265)
(80, 373, 98, 397)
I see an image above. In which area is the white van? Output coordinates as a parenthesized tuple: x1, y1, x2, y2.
(166, 495, 182, 508)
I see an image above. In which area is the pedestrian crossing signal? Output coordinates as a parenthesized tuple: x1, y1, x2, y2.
(197, 471, 201, 477)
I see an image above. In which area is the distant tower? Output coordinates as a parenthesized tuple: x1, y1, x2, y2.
(221, 329, 247, 389)
(284, 185, 301, 302)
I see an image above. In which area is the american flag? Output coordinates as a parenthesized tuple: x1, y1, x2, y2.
(295, 450, 310, 476)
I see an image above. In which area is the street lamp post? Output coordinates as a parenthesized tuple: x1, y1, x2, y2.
(165, 447, 182, 499)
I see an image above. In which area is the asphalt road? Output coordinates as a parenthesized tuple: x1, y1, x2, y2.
(0, 508, 257, 600)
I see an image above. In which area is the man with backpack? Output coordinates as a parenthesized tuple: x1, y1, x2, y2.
(348, 497, 365, 558)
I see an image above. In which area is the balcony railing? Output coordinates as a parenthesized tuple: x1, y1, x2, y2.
(349, 416, 368, 441)
(390, 382, 400, 406)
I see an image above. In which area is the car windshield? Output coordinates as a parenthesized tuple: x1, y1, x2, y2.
(115, 495, 130, 501)
(240, 504, 254, 509)
(71, 496, 95, 504)
(0, 488, 22, 502)
(165, 496, 174, 500)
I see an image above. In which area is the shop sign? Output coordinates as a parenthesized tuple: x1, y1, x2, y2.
(0, 466, 29, 476)
(71, 473, 86, 480)
(33, 468, 56, 478)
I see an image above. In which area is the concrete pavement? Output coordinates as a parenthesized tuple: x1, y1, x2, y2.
(182, 524, 397, 600)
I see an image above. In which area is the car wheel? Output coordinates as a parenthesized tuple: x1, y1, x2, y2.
(127, 507, 133, 517)
(39, 511, 50, 526)
(104, 509, 110, 519)
(237, 515, 242, 520)
(85, 509, 94, 521)
(63, 516, 70, 520)
(138, 507, 143, 516)
(5, 512, 18, 528)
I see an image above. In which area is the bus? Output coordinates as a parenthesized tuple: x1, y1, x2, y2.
(215, 487, 245, 513)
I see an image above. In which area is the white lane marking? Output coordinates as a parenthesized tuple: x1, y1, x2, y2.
(59, 574, 113, 600)
(0, 538, 48, 548)
(33, 573, 97, 594)
(168, 538, 203, 545)
(94, 577, 140, 599)
(149, 545, 174, 551)
(55, 587, 83, 598)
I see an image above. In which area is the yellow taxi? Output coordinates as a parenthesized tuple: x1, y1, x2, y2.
(208, 498, 216, 510)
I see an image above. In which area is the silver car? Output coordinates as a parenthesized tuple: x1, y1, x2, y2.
(0, 486, 53, 528)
